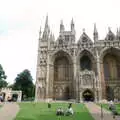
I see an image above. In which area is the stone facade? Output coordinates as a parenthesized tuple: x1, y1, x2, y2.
(0, 88, 22, 102)
(35, 16, 120, 102)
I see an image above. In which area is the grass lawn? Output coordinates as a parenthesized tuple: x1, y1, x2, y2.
(15, 102, 94, 120)
(98, 103, 120, 114)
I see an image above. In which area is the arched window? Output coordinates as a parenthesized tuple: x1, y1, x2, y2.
(80, 56, 92, 70)
(54, 56, 69, 81)
(103, 54, 117, 80)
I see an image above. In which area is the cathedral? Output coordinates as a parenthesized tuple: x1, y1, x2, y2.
(35, 15, 120, 102)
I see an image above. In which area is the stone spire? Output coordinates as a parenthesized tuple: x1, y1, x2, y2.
(45, 14, 48, 29)
(60, 20, 64, 32)
(93, 23, 98, 41)
(39, 26, 42, 40)
(71, 18, 74, 31)
(105, 27, 115, 40)
(71, 18, 75, 35)
(42, 15, 50, 40)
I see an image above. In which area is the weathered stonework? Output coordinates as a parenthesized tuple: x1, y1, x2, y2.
(35, 16, 120, 102)
(0, 88, 22, 102)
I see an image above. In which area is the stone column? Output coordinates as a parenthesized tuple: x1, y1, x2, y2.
(96, 50, 102, 101)
(94, 90, 97, 102)
(80, 73, 83, 103)
(76, 74, 79, 102)
(45, 55, 50, 99)
(49, 62, 54, 100)
(80, 89, 83, 103)
(73, 56, 77, 99)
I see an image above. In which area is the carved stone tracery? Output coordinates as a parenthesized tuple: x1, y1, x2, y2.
(36, 17, 120, 102)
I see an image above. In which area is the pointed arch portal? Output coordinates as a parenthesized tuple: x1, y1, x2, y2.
(82, 89, 94, 101)
(53, 51, 73, 100)
(102, 48, 120, 100)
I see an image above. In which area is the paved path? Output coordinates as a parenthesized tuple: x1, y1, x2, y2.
(85, 102, 120, 120)
(0, 102, 19, 120)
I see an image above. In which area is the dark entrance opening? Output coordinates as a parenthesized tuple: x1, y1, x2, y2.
(106, 86, 114, 101)
(82, 89, 94, 101)
(2, 92, 6, 101)
(11, 94, 18, 102)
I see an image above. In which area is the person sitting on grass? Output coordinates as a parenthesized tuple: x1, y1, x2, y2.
(68, 103, 72, 108)
(65, 106, 74, 116)
(109, 101, 118, 118)
(56, 108, 64, 116)
(109, 100, 113, 110)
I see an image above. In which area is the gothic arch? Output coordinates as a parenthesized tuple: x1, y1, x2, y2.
(99, 47, 120, 61)
(77, 49, 96, 72)
(50, 49, 73, 64)
(100, 47, 120, 100)
(50, 50, 73, 100)
(82, 89, 94, 101)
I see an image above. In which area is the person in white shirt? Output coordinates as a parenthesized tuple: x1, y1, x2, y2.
(68, 107, 74, 115)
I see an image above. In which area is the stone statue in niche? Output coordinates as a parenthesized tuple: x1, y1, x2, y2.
(82, 74, 91, 85)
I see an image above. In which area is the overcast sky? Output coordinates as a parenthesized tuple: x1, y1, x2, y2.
(0, 0, 120, 84)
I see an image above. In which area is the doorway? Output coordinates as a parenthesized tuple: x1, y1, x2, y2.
(82, 89, 94, 101)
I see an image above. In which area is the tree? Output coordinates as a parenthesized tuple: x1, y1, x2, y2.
(0, 64, 8, 88)
(13, 69, 35, 100)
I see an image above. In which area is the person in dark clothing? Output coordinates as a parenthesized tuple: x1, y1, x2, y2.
(109, 101, 118, 118)
(48, 103, 51, 109)
(68, 103, 72, 108)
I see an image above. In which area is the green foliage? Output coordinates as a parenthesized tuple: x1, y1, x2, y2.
(15, 103, 94, 120)
(0, 64, 8, 88)
(13, 69, 35, 99)
(0, 80, 8, 88)
(0, 64, 7, 80)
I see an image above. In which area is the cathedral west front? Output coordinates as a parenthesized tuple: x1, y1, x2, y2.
(35, 15, 120, 102)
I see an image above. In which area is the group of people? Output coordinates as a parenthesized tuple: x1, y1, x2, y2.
(56, 103, 74, 116)
(47, 102, 74, 116)
(0, 95, 13, 102)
